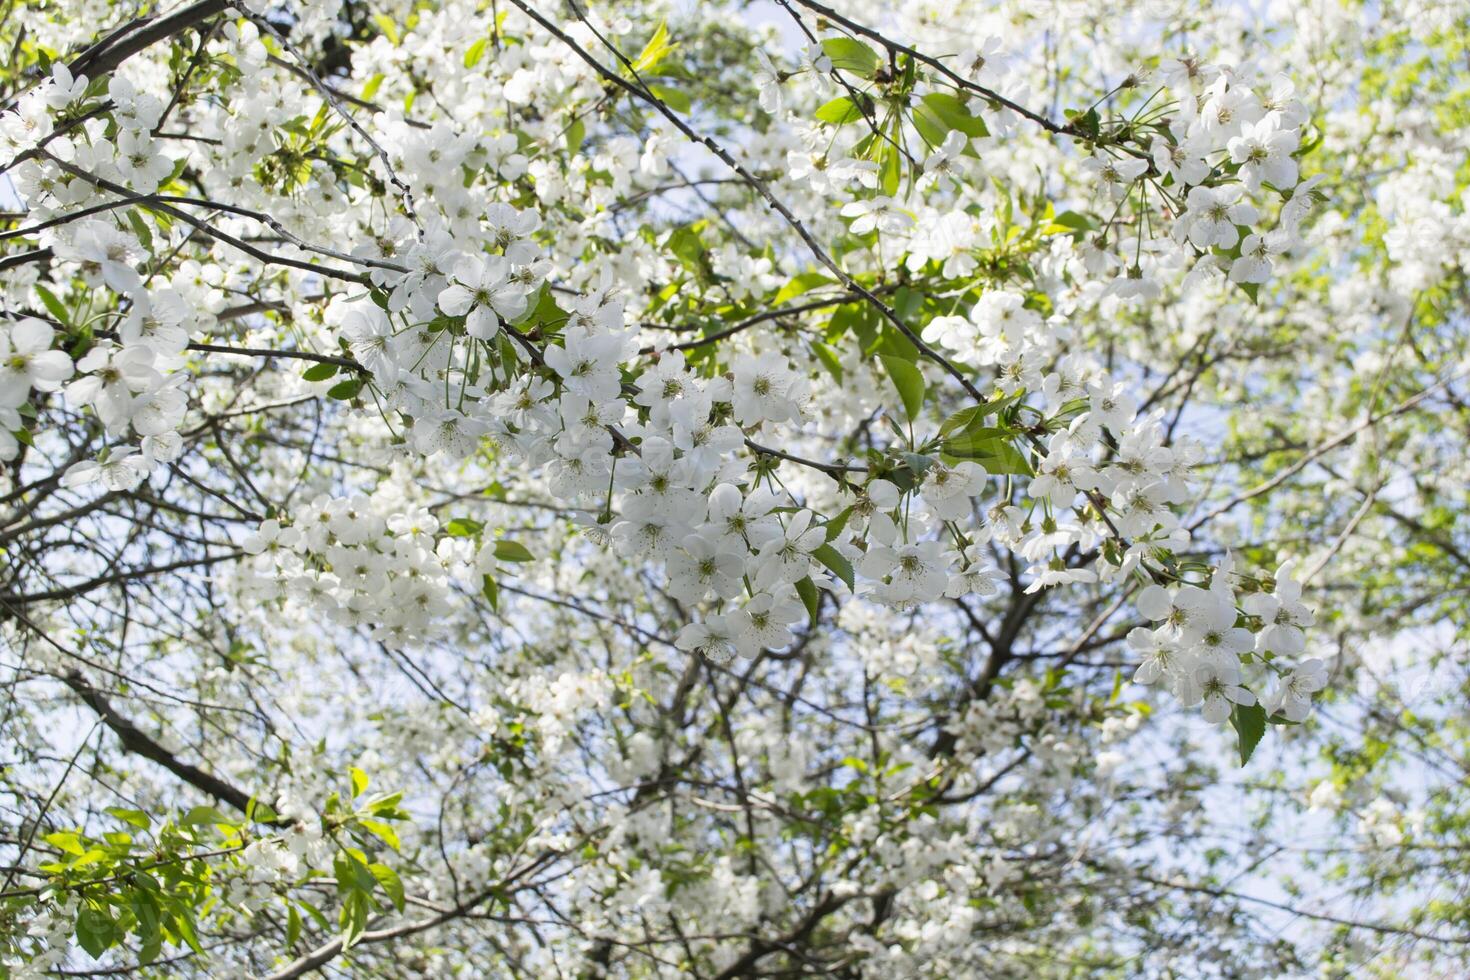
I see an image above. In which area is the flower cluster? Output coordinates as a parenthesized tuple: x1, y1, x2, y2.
(237, 493, 489, 649)
(1129, 558, 1320, 723)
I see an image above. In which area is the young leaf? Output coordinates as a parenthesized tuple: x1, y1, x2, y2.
(774, 271, 834, 304)
(809, 340, 843, 384)
(126, 209, 153, 250)
(350, 766, 369, 797)
(649, 84, 690, 113)
(815, 96, 863, 126)
(920, 93, 989, 137)
(105, 807, 151, 830)
(824, 506, 854, 543)
(821, 37, 881, 76)
(879, 354, 925, 421)
(1044, 210, 1098, 235)
(494, 540, 534, 562)
(879, 138, 901, 196)
(370, 13, 399, 45)
(339, 891, 369, 950)
(464, 37, 488, 69)
(180, 805, 233, 826)
(359, 817, 402, 852)
(812, 543, 855, 591)
(369, 863, 406, 912)
(795, 576, 821, 625)
(1230, 701, 1267, 765)
(633, 21, 677, 74)
(326, 378, 363, 401)
(565, 116, 586, 155)
(75, 907, 115, 959)
(942, 429, 1032, 475)
(34, 284, 71, 326)
(446, 517, 483, 537)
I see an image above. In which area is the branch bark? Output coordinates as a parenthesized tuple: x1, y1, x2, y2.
(63, 670, 284, 825)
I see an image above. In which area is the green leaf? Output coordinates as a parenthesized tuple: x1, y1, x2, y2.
(446, 517, 483, 537)
(494, 540, 533, 562)
(126, 208, 153, 250)
(812, 543, 854, 591)
(105, 807, 151, 830)
(665, 223, 707, 274)
(132, 892, 162, 964)
(246, 798, 280, 824)
(815, 96, 863, 126)
(464, 37, 488, 69)
(902, 452, 935, 479)
(876, 319, 919, 363)
(942, 428, 1032, 475)
(633, 21, 677, 74)
(167, 902, 205, 955)
(370, 13, 399, 44)
(180, 805, 233, 826)
(517, 283, 568, 329)
(75, 906, 115, 959)
(565, 116, 586, 155)
(366, 791, 407, 818)
(339, 891, 369, 950)
(1066, 105, 1101, 140)
(71, 848, 107, 868)
(1231, 701, 1267, 765)
(481, 574, 499, 612)
(302, 362, 338, 382)
(879, 354, 925, 420)
(809, 340, 843, 384)
(286, 904, 302, 946)
(939, 404, 992, 438)
(350, 766, 369, 798)
(649, 84, 690, 113)
(774, 272, 834, 305)
(1044, 210, 1097, 235)
(358, 817, 401, 852)
(821, 37, 881, 76)
(879, 138, 901, 196)
(823, 506, 853, 543)
(919, 92, 989, 137)
(369, 863, 406, 912)
(34, 284, 70, 326)
(795, 576, 821, 625)
(910, 100, 949, 149)
(45, 831, 85, 855)
(163, 158, 189, 188)
(326, 378, 363, 401)
(298, 899, 331, 930)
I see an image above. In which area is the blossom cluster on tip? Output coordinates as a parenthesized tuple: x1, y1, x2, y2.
(1129, 557, 1321, 724)
(761, 39, 1320, 298)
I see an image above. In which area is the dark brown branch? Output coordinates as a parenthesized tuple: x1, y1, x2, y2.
(62, 670, 284, 824)
(69, 1, 230, 80)
(188, 342, 368, 374)
(710, 892, 855, 980)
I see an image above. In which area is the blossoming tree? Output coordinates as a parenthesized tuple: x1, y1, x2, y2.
(2, 0, 1468, 975)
